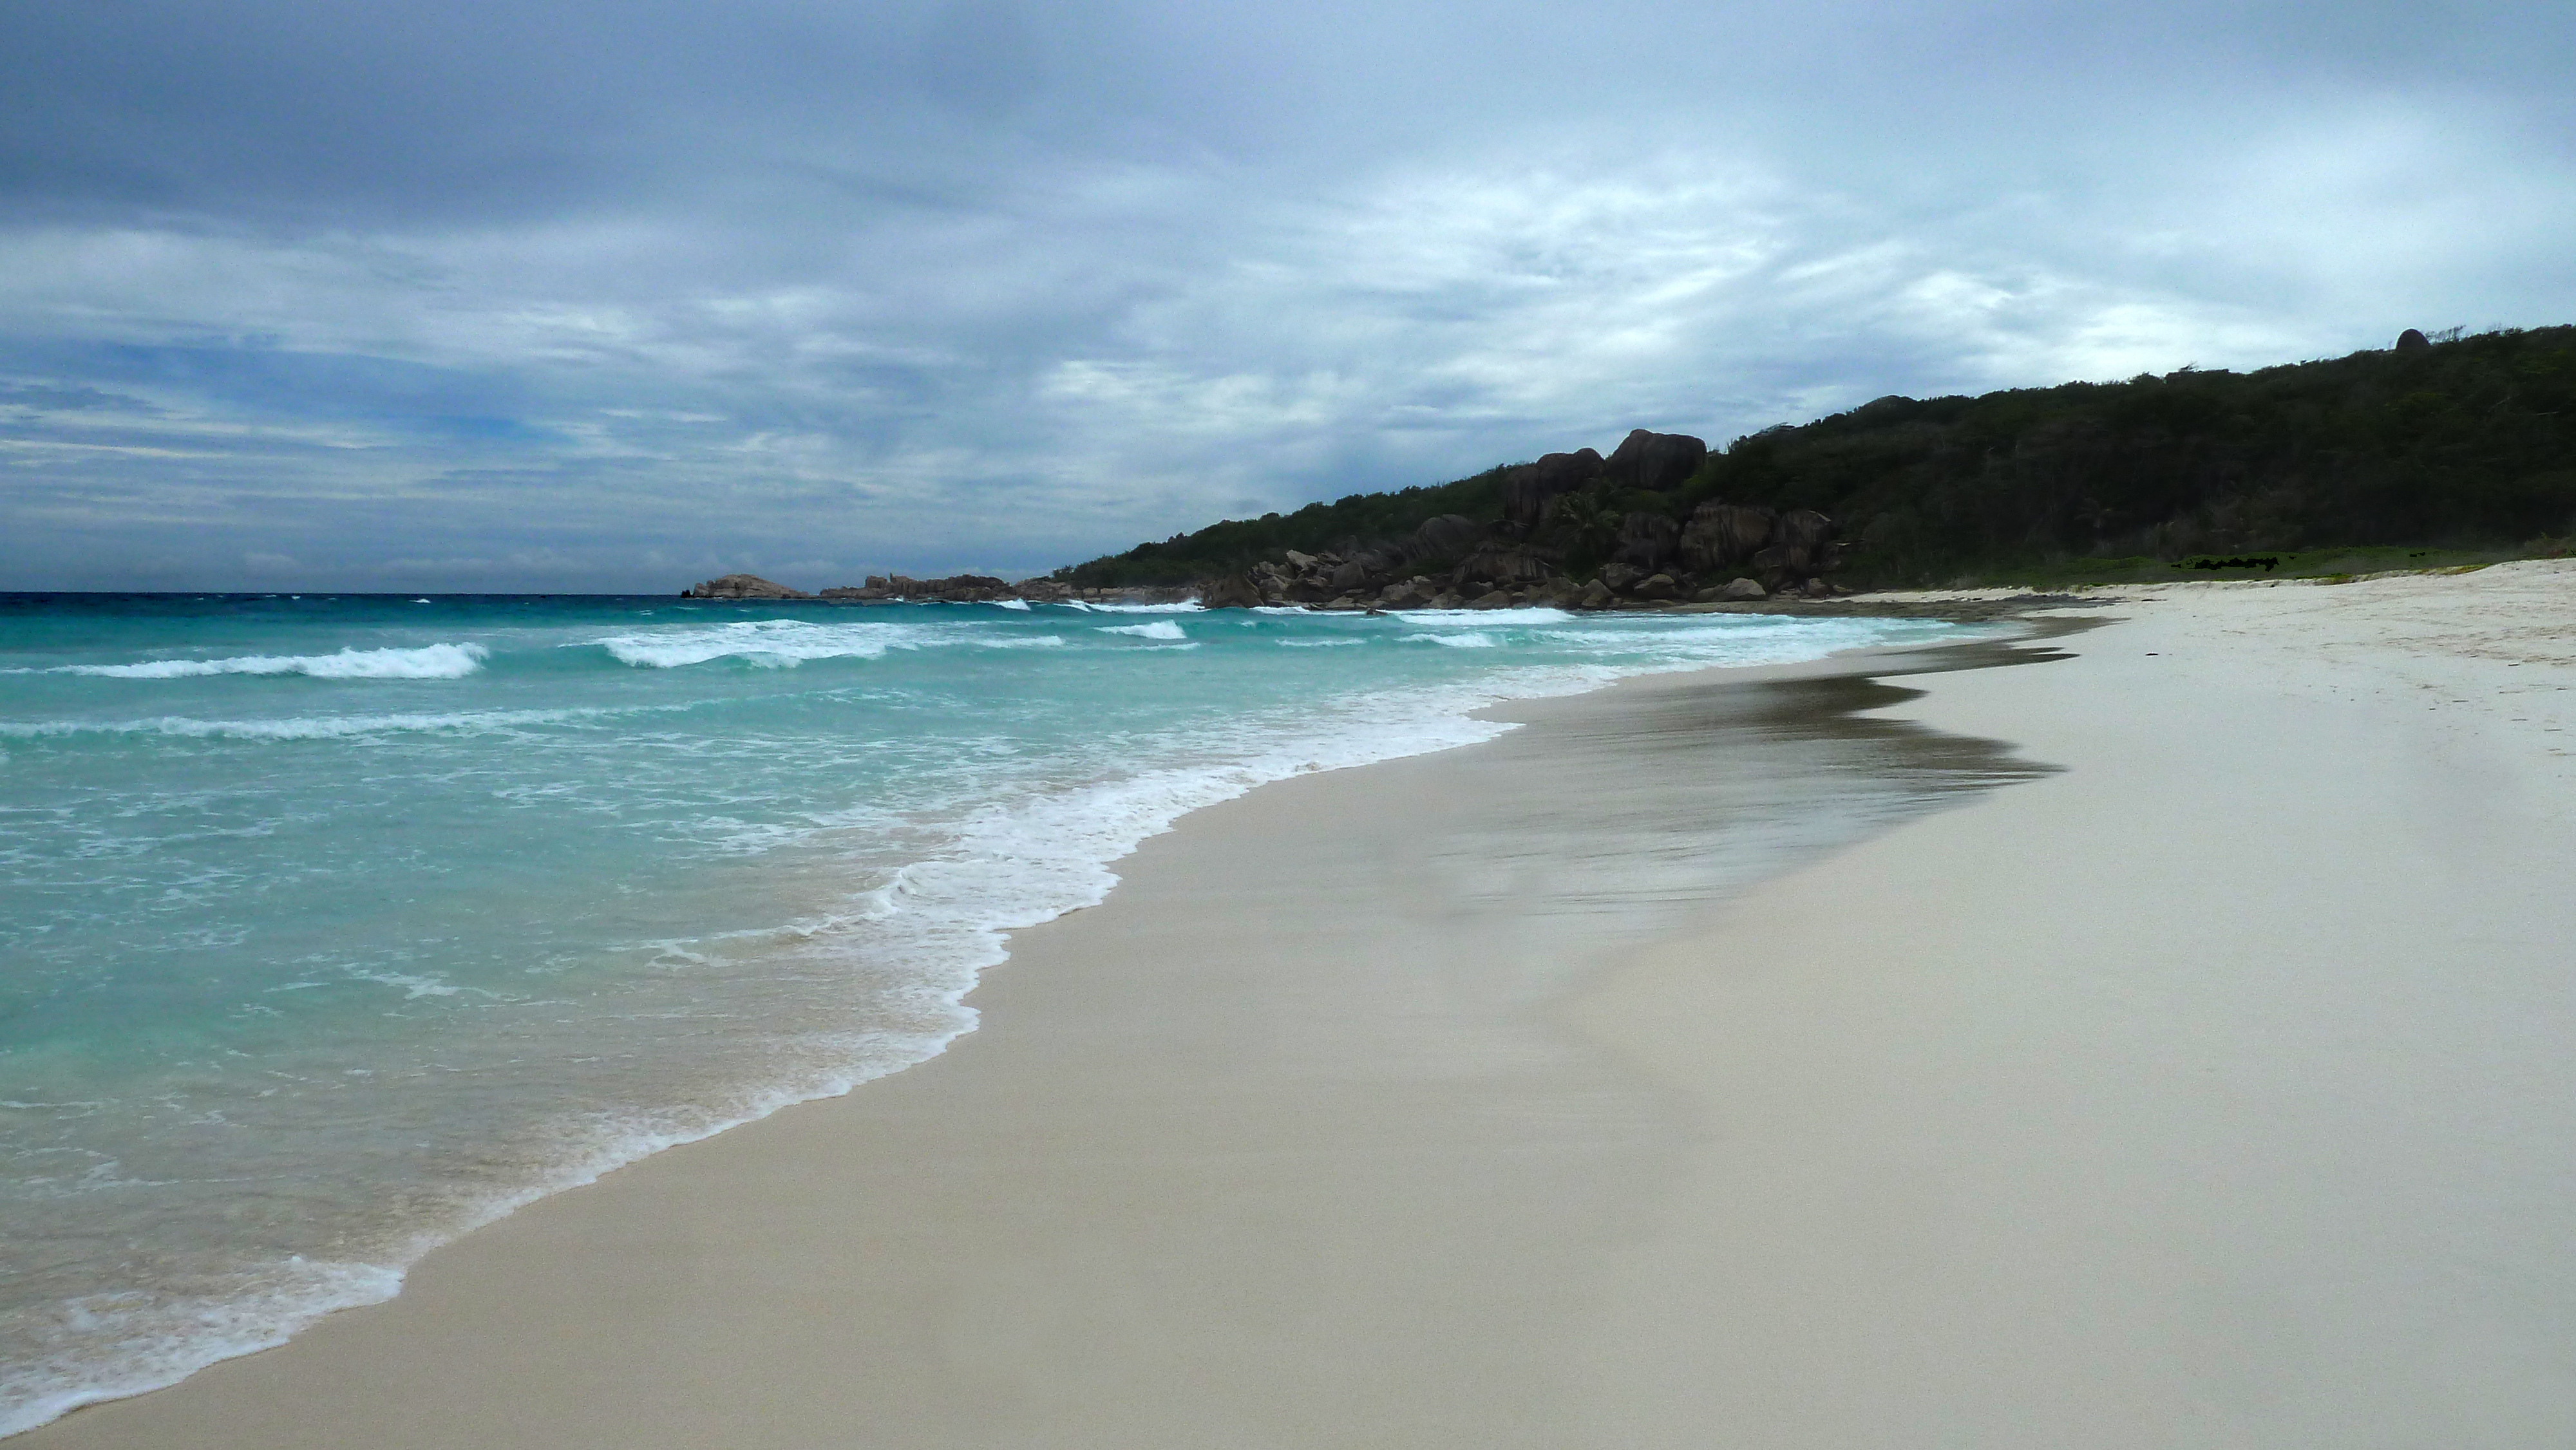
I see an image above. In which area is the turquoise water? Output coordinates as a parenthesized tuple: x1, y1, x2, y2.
(0, 592, 1971, 1432)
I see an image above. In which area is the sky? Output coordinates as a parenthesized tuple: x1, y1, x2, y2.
(3, 0, 2571, 592)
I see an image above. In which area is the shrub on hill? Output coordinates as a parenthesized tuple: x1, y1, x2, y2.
(1056, 467, 1513, 588)
(1057, 326, 2576, 589)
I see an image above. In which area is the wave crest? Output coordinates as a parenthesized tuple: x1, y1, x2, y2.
(596, 621, 1071, 668)
(1097, 621, 1187, 641)
(59, 644, 489, 681)
(594, 621, 918, 669)
(0, 708, 587, 742)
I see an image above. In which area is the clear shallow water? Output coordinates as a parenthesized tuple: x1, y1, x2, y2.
(0, 592, 1971, 1433)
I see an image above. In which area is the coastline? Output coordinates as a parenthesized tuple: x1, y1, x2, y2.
(1564, 560, 2576, 1444)
(23, 562, 2576, 1445)
(0, 599, 1974, 1435)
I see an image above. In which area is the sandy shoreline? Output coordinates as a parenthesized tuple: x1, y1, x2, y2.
(23, 563, 2576, 1446)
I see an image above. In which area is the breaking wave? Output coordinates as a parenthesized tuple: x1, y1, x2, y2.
(593, 620, 1070, 669)
(56, 644, 489, 681)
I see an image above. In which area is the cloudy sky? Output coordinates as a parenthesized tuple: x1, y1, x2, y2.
(4, 0, 2570, 591)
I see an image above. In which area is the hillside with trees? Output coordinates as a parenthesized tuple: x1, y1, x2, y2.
(1057, 326, 2576, 598)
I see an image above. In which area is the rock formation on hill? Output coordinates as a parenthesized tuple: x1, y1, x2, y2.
(1602, 428, 1708, 492)
(1202, 507, 1841, 611)
(1500, 449, 1605, 528)
(683, 574, 812, 599)
(691, 426, 1854, 611)
(1061, 326, 2576, 594)
(1191, 429, 1848, 610)
(820, 574, 1019, 603)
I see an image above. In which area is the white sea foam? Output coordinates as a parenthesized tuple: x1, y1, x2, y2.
(1404, 632, 1499, 648)
(0, 708, 591, 742)
(592, 619, 1064, 668)
(1081, 601, 1204, 614)
(350, 970, 463, 999)
(989, 599, 1032, 611)
(56, 643, 489, 681)
(1097, 621, 1188, 641)
(1391, 606, 1573, 625)
(0, 1261, 404, 1439)
(0, 604, 1981, 1438)
(1277, 638, 1366, 647)
(594, 620, 922, 668)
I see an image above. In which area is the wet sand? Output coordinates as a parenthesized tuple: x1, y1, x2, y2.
(24, 561, 2576, 1447)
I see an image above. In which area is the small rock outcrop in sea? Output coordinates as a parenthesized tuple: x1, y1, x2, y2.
(683, 574, 813, 599)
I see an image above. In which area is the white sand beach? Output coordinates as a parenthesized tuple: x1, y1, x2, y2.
(24, 561, 2576, 1448)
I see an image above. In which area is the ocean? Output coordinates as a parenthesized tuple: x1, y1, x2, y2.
(0, 591, 1974, 1433)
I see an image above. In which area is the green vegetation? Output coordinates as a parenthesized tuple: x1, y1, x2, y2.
(1059, 326, 2576, 589)
(1056, 467, 1511, 588)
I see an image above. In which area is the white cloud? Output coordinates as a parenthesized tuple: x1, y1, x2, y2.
(2, 0, 2570, 588)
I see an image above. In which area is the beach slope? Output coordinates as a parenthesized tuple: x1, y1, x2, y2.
(24, 562, 2576, 1447)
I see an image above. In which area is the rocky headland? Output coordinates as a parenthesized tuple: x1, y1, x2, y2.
(1058, 328, 2576, 596)
(697, 327, 2576, 607)
(1192, 429, 1853, 611)
(687, 428, 1862, 612)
